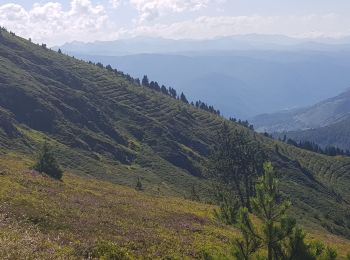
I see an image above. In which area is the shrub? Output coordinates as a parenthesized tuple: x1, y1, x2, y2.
(33, 143, 63, 180)
(91, 240, 131, 260)
(135, 177, 143, 191)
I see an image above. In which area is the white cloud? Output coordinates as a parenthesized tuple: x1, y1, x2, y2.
(128, 0, 211, 21)
(0, 0, 349, 45)
(0, 0, 118, 46)
(109, 0, 122, 8)
(130, 14, 350, 39)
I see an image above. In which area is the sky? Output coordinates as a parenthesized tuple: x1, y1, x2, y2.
(0, 0, 350, 46)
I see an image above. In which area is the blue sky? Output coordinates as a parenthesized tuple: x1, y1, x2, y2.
(0, 0, 349, 45)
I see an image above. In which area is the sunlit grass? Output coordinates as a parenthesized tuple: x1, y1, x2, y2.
(0, 154, 349, 259)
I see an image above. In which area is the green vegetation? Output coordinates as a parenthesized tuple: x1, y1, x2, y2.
(256, 88, 350, 151)
(208, 123, 265, 213)
(90, 240, 131, 260)
(233, 163, 339, 260)
(278, 137, 350, 157)
(33, 143, 63, 180)
(0, 155, 237, 259)
(279, 116, 350, 152)
(0, 28, 350, 258)
(135, 177, 143, 191)
(0, 155, 349, 259)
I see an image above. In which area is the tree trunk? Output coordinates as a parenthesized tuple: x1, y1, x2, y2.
(243, 170, 252, 212)
(267, 244, 273, 260)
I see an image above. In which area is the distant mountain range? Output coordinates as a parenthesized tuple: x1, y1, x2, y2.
(253, 89, 350, 149)
(59, 35, 350, 118)
(59, 34, 350, 56)
(253, 88, 350, 132)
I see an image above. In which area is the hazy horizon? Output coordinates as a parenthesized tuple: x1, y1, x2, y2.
(1, 0, 350, 46)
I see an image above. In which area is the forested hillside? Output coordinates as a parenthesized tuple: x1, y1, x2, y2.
(253, 88, 350, 133)
(277, 117, 350, 151)
(1, 28, 350, 254)
(254, 88, 350, 150)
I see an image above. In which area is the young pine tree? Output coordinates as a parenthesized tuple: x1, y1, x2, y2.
(213, 188, 240, 225)
(232, 162, 337, 260)
(232, 207, 261, 260)
(251, 162, 295, 260)
(190, 184, 200, 201)
(34, 143, 63, 180)
(135, 177, 143, 191)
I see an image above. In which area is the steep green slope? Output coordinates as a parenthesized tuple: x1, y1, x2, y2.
(1, 29, 350, 240)
(2, 155, 350, 259)
(0, 155, 236, 259)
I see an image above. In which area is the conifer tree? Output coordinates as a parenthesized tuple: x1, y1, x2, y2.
(168, 87, 177, 98)
(161, 85, 168, 95)
(232, 207, 261, 260)
(208, 123, 265, 213)
(34, 143, 63, 180)
(214, 188, 241, 225)
(142, 75, 149, 87)
(189, 184, 200, 201)
(135, 177, 143, 191)
(251, 162, 295, 260)
(232, 162, 337, 260)
(180, 92, 189, 103)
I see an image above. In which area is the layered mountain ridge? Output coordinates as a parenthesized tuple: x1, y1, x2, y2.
(1, 29, 350, 240)
(253, 88, 350, 150)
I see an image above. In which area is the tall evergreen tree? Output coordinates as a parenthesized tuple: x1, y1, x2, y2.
(180, 92, 189, 103)
(208, 123, 265, 213)
(161, 85, 168, 95)
(154, 81, 161, 92)
(168, 87, 177, 98)
(142, 75, 149, 87)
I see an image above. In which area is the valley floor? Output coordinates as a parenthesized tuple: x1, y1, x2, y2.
(0, 154, 349, 259)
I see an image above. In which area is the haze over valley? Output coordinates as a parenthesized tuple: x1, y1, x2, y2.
(61, 36, 350, 118)
(1, 0, 350, 259)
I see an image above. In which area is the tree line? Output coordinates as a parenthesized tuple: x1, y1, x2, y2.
(229, 117, 255, 130)
(282, 136, 350, 157)
(95, 60, 223, 116)
(2, 27, 260, 129)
